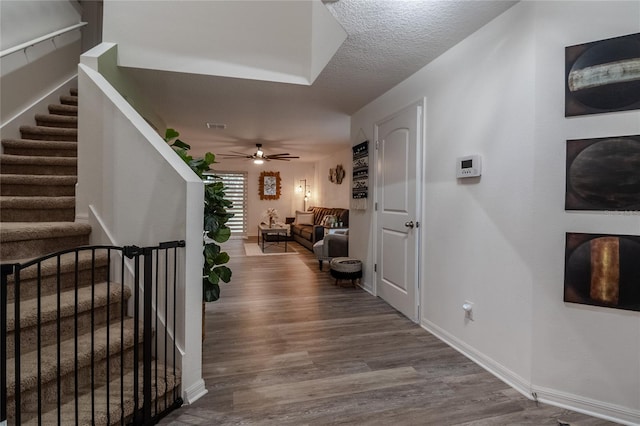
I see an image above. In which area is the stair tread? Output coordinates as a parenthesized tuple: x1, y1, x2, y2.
(0, 154, 77, 165)
(5, 250, 109, 282)
(0, 222, 91, 243)
(48, 104, 78, 116)
(6, 317, 136, 396)
(60, 95, 78, 105)
(0, 174, 77, 185)
(20, 125, 78, 134)
(34, 114, 78, 123)
(0, 196, 75, 208)
(2, 138, 77, 149)
(5, 281, 130, 332)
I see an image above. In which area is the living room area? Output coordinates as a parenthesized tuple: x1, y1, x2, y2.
(213, 143, 354, 267)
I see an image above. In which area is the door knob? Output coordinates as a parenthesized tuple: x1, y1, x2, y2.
(404, 221, 414, 229)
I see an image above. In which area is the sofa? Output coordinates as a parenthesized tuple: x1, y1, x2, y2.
(290, 207, 349, 251)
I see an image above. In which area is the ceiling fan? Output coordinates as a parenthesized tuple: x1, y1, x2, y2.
(220, 143, 300, 164)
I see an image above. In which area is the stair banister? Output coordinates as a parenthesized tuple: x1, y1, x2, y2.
(0, 22, 87, 59)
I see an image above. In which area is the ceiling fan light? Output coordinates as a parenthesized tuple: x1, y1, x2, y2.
(254, 159, 264, 165)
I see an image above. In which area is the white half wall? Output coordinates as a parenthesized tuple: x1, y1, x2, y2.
(350, 1, 639, 423)
(78, 43, 207, 404)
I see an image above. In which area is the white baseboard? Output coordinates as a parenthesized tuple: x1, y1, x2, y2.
(182, 379, 208, 405)
(533, 385, 640, 426)
(421, 319, 532, 398)
(421, 319, 639, 426)
(359, 280, 374, 295)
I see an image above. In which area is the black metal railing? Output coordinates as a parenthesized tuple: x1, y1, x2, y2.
(1, 240, 185, 425)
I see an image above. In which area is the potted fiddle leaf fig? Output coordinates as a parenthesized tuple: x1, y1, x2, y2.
(164, 128, 233, 302)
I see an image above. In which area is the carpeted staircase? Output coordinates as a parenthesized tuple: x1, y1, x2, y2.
(1, 89, 179, 424)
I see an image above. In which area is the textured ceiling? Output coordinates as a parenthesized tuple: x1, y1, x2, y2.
(125, 0, 517, 161)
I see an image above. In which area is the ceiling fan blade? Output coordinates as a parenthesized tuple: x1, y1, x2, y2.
(266, 153, 290, 157)
(268, 155, 300, 159)
(229, 150, 252, 156)
(220, 154, 252, 158)
(270, 158, 291, 161)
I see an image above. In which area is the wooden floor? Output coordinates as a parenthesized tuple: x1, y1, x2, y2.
(160, 238, 616, 425)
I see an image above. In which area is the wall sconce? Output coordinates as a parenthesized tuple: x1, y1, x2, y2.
(297, 179, 311, 210)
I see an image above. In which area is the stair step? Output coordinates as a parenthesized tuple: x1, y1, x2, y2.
(0, 175, 76, 196)
(0, 154, 77, 175)
(20, 125, 77, 141)
(0, 222, 91, 260)
(5, 250, 110, 302)
(1, 139, 77, 157)
(48, 104, 78, 117)
(0, 196, 75, 222)
(60, 95, 78, 106)
(35, 114, 78, 129)
(27, 363, 180, 426)
(5, 281, 131, 355)
(69, 87, 78, 97)
(7, 319, 142, 423)
(6, 318, 137, 397)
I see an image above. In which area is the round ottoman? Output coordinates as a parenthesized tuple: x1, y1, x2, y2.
(329, 257, 362, 287)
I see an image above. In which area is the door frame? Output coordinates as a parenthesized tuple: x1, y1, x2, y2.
(372, 98, 425, 322)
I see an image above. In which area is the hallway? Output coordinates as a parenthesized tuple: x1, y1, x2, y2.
(160, 238, 613, 425)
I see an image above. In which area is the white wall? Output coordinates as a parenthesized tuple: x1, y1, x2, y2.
(314, 147, 352, 209)
(102, 0, 345, 86)
(78, 44, 207, 405)
(0, 0, 81, 133)
(212, 158, 316, 237)
(350, 1, 640, 423)
(530, 1, 640, 421)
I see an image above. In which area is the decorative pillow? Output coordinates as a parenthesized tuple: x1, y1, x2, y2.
(295, 210, 314, 225)
(321, 214, 336, 227)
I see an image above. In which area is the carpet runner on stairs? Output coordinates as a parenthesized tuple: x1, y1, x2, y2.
(0, 88, 180, 424)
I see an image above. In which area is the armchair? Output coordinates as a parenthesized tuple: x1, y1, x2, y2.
(312, 230, 348, 271)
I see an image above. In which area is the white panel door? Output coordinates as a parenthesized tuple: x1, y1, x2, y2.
(375, 102, 422, 322)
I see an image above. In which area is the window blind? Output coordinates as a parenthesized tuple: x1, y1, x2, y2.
(205, 171, 248, 236)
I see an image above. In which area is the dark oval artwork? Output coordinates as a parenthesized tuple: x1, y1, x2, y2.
(565, 233, 640, 312)
(566, 135, 640, 210)
(565, 32, 640, 116)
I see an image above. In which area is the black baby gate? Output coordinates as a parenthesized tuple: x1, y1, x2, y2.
(1, 240, 185, 425)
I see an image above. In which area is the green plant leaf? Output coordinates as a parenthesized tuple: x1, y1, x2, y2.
(204, 152, 216, 165)
(214, 252, 230, 265)
(213, 227, 231, 243)
(213, 266, 232, 283)
(166, 128, 233, 303)
(171, 139, 191, 150)
(207, 269, 220, 285)
(165, 128, 179, 141)
(203, 278, 220, 302)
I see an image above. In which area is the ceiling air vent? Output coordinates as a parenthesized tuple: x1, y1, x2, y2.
(206, 123, 227, 130)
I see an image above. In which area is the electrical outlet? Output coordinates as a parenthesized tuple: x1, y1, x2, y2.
(463, 301, 474, 321)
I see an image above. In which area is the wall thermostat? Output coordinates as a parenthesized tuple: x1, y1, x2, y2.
(456, 155, 482, 178)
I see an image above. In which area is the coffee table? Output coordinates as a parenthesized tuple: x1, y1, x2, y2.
(257, 223, 289, 253)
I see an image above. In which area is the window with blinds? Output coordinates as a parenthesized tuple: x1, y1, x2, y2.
(205, 171, 248, 236)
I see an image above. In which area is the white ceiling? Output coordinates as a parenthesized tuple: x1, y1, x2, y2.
(124, 0, 517, 162)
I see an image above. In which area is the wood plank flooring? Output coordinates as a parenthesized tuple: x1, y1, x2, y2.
(159, 238, 617, 425)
